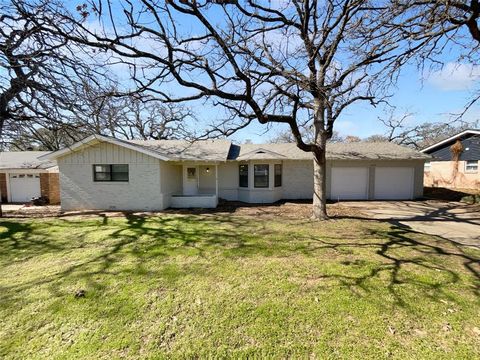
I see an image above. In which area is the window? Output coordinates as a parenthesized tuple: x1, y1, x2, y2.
(465, 160, 478, 173)
(93, 164, 129, 182)
(239, 164, 248, 187)
(187, 167, 196, 180)
(254, 164, 269, 188)
(274, 164, 282, 187)
(424, 161, 431, 171)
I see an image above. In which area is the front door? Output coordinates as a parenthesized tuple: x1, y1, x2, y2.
(184, 166, 198, 195)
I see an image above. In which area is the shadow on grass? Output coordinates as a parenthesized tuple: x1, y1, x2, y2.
(0, 213, 478, 309)
(300, 222, 480, 306)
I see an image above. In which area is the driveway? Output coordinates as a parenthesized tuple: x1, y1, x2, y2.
(343, 201, 480, 247)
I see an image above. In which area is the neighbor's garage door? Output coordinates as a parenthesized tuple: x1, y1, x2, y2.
(331, 167, 369, 200)
(9, 173, 41, 203)
(374, 167, 414, 200)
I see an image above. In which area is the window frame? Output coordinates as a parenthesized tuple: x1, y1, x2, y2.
(465, 160, 478, 173)
(93, 164, 129, 182)
(424, 161, 431, 172)
(239, 164, 249, 188)
(274, 164, 282, 187)
(254, 164, 269, 188)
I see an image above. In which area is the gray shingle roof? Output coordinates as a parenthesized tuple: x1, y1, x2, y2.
(39, 134, 430, 163)
(127, 139, 232, 161)
(227, 142, 430, 161)
(0, 151, 57, 169)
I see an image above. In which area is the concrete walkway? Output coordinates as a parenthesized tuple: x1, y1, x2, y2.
(2, 204, 26, 211)
(343, 201, 480, 247)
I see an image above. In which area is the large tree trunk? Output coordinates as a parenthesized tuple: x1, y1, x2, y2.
(312, 136, 328, 220)
(0, 116, 4, 218)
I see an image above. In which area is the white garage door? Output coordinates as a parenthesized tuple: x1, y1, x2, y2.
(9, 174, 41, 203)
(374, 167, 414, 200)
(331, 167, 369, 200)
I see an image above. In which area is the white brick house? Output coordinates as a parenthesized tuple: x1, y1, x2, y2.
(41, 134, 429, 211)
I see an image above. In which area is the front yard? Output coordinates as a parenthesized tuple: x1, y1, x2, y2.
(0, 213, 479, 358)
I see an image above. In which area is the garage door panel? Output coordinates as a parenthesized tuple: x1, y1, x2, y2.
(9, 174, 41, 203)
(331, 167, 369, 200)
(374, 167, 414, 200)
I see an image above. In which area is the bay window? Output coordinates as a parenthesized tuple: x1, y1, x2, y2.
(254, 164, 269, 188)
(274, 164, 282, 187)
(239, 164, 248, 187)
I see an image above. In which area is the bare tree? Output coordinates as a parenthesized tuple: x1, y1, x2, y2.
(31, 0, 431, 219)
(0, 1, 109, 138)
(0, 0, 112, 216)
(91, 95, 196, 141)
(394, 0, 480, 114)
(1, 88, 197, 150)
(270, 128, 345, 143)
(377, 109, 479, 149)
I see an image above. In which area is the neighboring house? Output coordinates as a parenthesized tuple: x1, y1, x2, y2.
(0, 152, 60, 204)
(40, 134, 429, 211)
(421, 129, 480, 189)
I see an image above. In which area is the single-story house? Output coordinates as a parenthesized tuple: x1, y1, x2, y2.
(40, 134, 429, 211)
(422, 129, 480, 189)
(0, 151, 60, 204)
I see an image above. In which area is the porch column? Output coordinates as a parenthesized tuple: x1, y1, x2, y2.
(215, 164, 219, 197)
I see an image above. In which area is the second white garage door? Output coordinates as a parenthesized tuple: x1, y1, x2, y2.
(374, 167, 414, 200)
(9, 173, 41, 203)
(331, 167, 369, 200)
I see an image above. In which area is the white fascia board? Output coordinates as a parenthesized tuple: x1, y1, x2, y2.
(38, 134, 171, 161)
(237, 147, 287, 160)
(421, 130, 480, 153)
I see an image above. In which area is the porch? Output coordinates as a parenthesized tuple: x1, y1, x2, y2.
(170, 164, 219, 208)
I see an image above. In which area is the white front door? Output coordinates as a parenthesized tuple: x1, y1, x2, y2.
(9, 173, 41, 203)
(183, 166, 198, 195)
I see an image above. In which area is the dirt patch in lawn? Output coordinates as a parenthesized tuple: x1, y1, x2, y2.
(164, 200, 363, 219)
(1, 200, 363, 220)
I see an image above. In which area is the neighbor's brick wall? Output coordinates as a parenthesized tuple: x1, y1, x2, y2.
(425, 161, 480, 189)
(0, 173, 7, 203)
(40, 173, 60, 204)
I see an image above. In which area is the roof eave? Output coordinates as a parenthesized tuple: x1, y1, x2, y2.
(38, 134, 171, 161)
(421, 129, 480, 153)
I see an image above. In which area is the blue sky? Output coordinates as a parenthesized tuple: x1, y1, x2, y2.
(230, 62, 480, 143)
(82, 1, 480, 144)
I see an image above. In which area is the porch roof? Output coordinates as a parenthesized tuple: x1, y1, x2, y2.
(128, 139, 232, 162)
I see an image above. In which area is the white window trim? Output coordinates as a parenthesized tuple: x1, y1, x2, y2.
(465, 160, 478, 173)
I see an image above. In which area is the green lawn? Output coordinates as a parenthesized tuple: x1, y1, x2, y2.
(0, 214, 479, 359)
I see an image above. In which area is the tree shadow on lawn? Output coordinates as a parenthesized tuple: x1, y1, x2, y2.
(0, 214, 479, 310)
(298, 221, 480, 307)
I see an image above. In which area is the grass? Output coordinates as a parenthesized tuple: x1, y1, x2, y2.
(0, 213, 479, 359)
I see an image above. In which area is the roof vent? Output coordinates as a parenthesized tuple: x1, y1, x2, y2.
(256, 150, 265, 154)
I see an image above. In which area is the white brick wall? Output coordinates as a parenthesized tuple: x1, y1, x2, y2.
(218, 162, 239, 200)
(282, 160, 314, 199)
(160, 162, 182, 208)
(58, 142, 163, 211)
